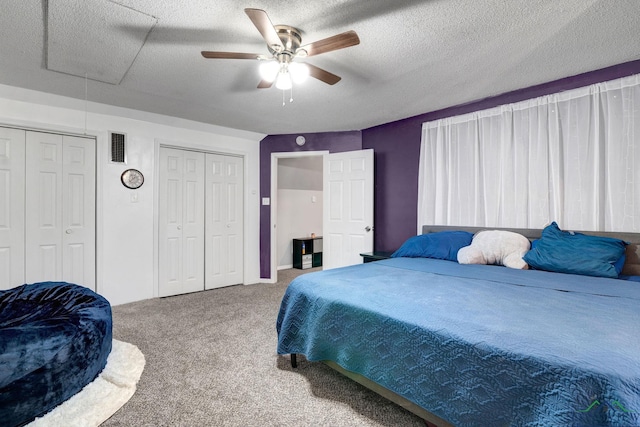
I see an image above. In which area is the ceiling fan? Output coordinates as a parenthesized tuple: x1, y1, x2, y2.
(201, 8, 360, 90)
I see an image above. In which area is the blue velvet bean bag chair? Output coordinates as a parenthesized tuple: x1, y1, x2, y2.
(0, 282, 112, 427)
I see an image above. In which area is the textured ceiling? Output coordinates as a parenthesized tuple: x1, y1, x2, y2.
(47, 0, 157, 84)
(0, 0, 639, 135)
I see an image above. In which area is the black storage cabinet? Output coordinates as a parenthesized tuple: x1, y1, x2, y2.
(293, 237, 323, 269)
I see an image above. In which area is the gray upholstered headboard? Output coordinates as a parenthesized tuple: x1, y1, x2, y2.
(421, 225, 640, 277)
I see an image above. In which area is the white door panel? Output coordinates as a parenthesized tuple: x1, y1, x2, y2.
(25, 132, 96, 288)
(26, 132, 64, 284)
(159, 147, 205, 297)
(0, 128, 26, 290)
(0, 128, 95, 290)
(205, 153, 243, 289)
(160, 149, 183, 295)
(62, 135, 95, 288)
(182, 152, 205, 292)
(159, 148, 243, 295)
(323, 149, 374, 270)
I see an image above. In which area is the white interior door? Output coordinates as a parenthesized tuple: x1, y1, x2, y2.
(0, 127, 26, 289)
(159, 147, 205, 297)
(25, 131, 95, 288)
(323, 149, 374, 270)
(25, 132, 63, 283)
(61, 135, 95, 288)
(205, 153, 243, 289)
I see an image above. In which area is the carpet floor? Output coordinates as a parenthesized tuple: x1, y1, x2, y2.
(102, 268, 425, 426)
(30, 340, 144, 427)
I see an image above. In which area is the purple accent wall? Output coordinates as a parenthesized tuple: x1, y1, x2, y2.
(260, 131, 362, 278)
(361, 120, 422, 252)
(260, 59, 640, 278)
(362, 59, 640, 253)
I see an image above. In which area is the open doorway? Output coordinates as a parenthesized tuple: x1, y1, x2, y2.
(270, 151, 328, 282)
(269, 149, 374, 282)
(276, 156, 323, 269)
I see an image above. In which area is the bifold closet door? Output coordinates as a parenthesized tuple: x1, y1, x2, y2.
(205, 153, 243, 289)
(0, 127, 26, 290)
(158, 147, 205, 297)
(25, 132, 96, 288)
(0, 128, 95, 291)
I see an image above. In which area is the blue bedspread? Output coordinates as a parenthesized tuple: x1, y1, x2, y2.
(276, 258, 640, 426)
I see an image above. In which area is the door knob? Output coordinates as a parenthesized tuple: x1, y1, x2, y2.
(177, 225, 182, 230)
(65, 229, 73, 234)
(226, 224, 231, 228)
(365, 226, 372, 232)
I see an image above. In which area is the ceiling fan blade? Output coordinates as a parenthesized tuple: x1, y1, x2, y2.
(244, 8, 284, 52)
(257, 80, 274, 89)
(299, 30, 360, 57)
(201, 51, 261, 59)
(307, 64, 341, 85)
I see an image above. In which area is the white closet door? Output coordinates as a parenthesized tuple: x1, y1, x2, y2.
(159, 147, 205, 297)
(62, 136, 96, 288)
(25, 132, 95, 288)
(205, 154, 244, 289)
(25, 132, 64, 284)
(0, 127, 26, 290)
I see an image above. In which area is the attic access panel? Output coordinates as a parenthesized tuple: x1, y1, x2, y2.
(46, 0, 157, 85)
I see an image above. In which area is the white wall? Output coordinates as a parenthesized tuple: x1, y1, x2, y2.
(276, 189, 323, 268)
(0, 84, 265, 306)
(276, 157, 323, 269)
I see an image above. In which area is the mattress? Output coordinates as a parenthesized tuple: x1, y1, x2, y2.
(276, 257, 640, 426)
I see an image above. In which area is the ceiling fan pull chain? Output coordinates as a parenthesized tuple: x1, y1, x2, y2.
(282, 89, 285, 106)
(290, 86, 294, 103)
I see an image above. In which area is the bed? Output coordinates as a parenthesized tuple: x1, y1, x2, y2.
(276, 224, 640, 427)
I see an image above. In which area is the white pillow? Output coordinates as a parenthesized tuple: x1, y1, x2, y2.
(457, 230, 531, 269)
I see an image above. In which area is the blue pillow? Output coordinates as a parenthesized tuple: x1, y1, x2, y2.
(529, 238, 625, 274)
(391, 231, 474, 261)
(523, 222, 627, 278)
(614, 253, 627, 275)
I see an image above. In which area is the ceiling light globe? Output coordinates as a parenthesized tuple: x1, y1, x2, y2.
(259, 61, 279, 82)
(289, 62, 309, 84)
(275, 72, 292, 90)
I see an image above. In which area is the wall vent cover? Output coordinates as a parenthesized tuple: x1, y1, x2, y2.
(110, 132, 126, 163)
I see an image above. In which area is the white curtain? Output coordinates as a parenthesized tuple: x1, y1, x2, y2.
(418, 74, 640, 232)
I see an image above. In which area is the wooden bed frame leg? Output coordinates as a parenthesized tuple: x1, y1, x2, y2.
(291, 353, 297, 368)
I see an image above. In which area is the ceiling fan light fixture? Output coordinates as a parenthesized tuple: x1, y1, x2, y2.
(289, 62, 309, 84)
(259, 60, 279, 82)
(201, 9, 359, 94)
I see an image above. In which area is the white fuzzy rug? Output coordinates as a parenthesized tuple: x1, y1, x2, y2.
(28, 339, 145, 427)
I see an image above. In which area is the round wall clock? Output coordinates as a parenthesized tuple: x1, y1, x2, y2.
(121, 169, 144, 189)
(296, 135, 306, 146)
